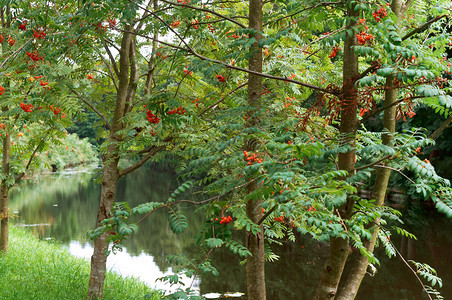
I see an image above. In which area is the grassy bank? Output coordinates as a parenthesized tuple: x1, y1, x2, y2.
(0, 226, 162, 300)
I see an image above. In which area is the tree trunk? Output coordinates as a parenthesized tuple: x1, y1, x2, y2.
(314, 1, 359, 299)
(336, 75, 397, 300)
(0, 5, 11, 254)
(335, 1, 405, 298)
(0, 132, 10, 253)
(245, 0, 265, 299)
(87, 25, 134, 299)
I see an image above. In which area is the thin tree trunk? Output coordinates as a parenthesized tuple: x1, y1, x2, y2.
(0, 4, 10, 254)
(145, 0, 158, 94)
(87, 25, 135, 299)
(87, 153, 119, 299)
(314, 1, 359, 298)
(245, 0, 265, 299)
(0, 132, 10, 253)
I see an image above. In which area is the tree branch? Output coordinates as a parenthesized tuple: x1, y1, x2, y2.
(0, 38, 33, 70)
(263, 1, 344, 26)
(118, 145, 165, 177)
(69, 88, 112, 130)
(16, 130, 51, 182)
(429, 115, 452, 140)
(355, 155, 392, 172)
(97, 52, 119, 91)
(158, 0, 246, 28)
(198, 81, 248, 117)
(361, 95, 424, 122)
(382, 230, 433, 300)
(103, 41, 120, 78)
(402, 14, 449, 41)
(374, 165, 415, 184)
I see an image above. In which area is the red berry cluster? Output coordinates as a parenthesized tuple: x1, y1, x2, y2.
(274, 216, 284, 222)
(168, 106, 185, 115)
(220, 216, 232, 224)
(328, 46, 341, 59)
(372, 7, 388, 22)
(40, 80, 49, 89)
(26, 51, 42, 62)
(33, 29, 46, 39)
(356, 31, 374, 45)
(49, 105, 61, 115)
(183, 68, 192, 76)
(306, 205, 317, 212)
(191, 20, 199, 29)
(406, 110, 415, 118)
(284, 96, 295, 108)
(171, 20, 180, 28)
(20, 103, 34, 112)
(216, 75, 226, 82)
(0, 86, 4, 95)
(108, 19, 117, 28)
(18, 21, 27, 31)
(7, 36, 15, 46)
(244, 151, 263, 165)
(192, 98, 200, 107)
(207, 23, 215, 33)
(146, 109, 160, 124)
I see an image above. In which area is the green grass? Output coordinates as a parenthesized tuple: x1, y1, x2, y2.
(0, 226, 163, 300)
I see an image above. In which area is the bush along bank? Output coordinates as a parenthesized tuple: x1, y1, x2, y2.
(0, 226, 162, 300)
(10, 130, 99, 173)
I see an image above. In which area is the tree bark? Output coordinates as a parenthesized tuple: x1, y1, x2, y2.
(87, 153, 119, 299)
(0, 6, 10, 252)
(0, 132, 10, 253)
(87, 25, 135, 299)
(245, 0, 265, 299)
(314, 1, 359, 299)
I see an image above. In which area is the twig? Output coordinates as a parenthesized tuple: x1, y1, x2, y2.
(69, 88, 112, 130)
(355, 155, 392, 172)
(158, 0, 246, 28)
(382, 230, 433, 300)
(0, 38, 33, 70)
(373, 165, 415, 184)
(198, 81, 248, 117)
(402, 14, 449, 41)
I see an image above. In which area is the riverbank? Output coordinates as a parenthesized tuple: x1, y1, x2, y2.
(0, 226, 162, 300)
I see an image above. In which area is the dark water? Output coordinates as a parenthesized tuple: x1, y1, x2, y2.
(9, 165, 452, 299)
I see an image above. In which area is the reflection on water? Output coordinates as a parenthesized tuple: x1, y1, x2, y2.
(9, 164, 452, 299)
(10, 164, 204, 294)
(68, 241, 198, 293)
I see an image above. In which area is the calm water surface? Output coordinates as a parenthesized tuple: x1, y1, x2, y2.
(9, 165, 452, 299)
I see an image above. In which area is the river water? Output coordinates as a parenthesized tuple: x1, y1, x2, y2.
(9, 164, 452, 299)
